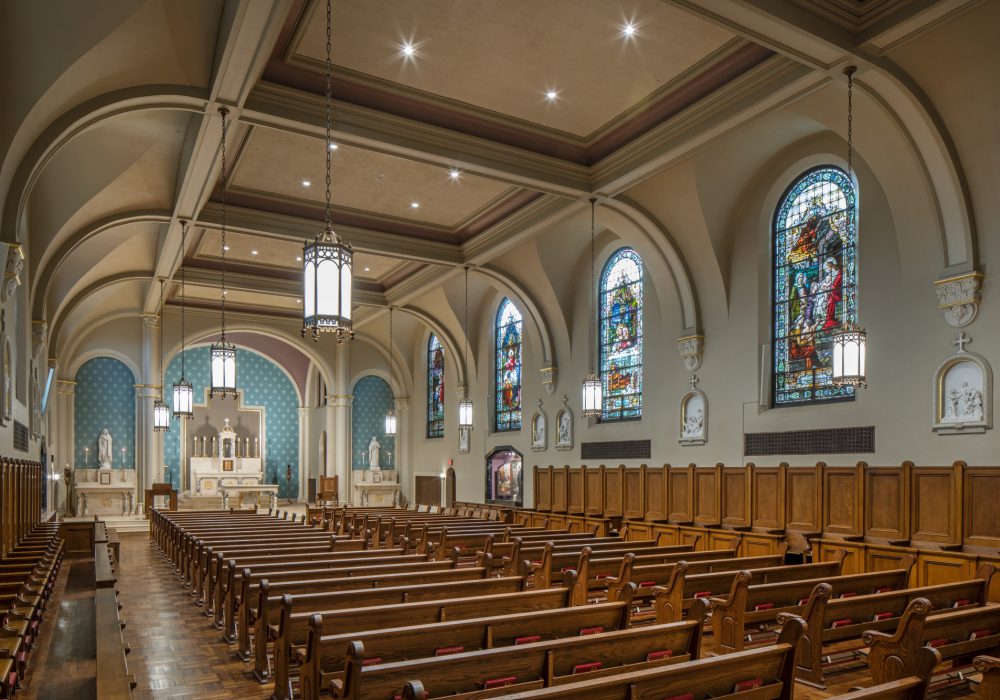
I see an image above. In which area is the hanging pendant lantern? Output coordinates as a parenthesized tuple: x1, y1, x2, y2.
(210, 108, 237, 399)
(459, 267, 473, 429)
(173, 221, 194, 419)
(153, 279, 170, 432)
(832, 322, 867, 388)
(384, 307, 397, 436)
(303, 0, 353, 342)
(831, 66, 868, 391)
(581, 198, 603, 418)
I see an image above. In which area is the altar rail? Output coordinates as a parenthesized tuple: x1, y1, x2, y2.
(527, 462, 1000, 594)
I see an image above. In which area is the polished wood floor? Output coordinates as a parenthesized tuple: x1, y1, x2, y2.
(16, 532, 981, 699)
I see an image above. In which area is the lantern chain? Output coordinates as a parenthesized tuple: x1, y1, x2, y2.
(180, 222, 187, 380)
(845, 65, 855, 176)
(325, 0, 333, 234)
(589, 197, 596, 375)
(219, 107, 229, 342)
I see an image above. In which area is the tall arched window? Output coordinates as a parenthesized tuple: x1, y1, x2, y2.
(427, 334, 445, 438)
(600, 248, 643, 421)
(773, 166, 857, 406)
(495, 298, 522, 432)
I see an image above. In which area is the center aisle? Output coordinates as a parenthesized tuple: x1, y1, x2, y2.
(116, 532, 270, 699)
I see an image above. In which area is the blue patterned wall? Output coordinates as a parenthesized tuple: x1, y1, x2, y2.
(74, 357, 136, 469)
(352, 375, 395, 469)
(163, 347, 300, 497)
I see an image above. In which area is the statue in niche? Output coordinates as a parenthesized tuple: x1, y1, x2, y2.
(98, 428, 113, 469)
(945, 381, 984, 422)
(368, 435, 381, 470)
(682, 408, 705, 439)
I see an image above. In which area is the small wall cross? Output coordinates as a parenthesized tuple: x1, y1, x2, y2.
(954, 332, 971, 353)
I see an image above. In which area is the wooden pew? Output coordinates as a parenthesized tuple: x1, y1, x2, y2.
(523, 541, 711, 588)
(865, 597, 1000, 685)
(651, 555, 846, 623)
(334, 612, 710, 700)
(274, 587, 582, 699)
(786, 566, 994, 687)
(973, 655, 999, 700)
(710, 559, 917, 654)
(399, 615, 805, 700)
(95, 587, 135, 699)
(241, 569, 504, 668)
(293, 599, 652, 700)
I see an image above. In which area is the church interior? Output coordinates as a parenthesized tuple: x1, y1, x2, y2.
(0, 0, 998, 698)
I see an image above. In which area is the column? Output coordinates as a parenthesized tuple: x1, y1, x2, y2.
(332, 341, 352, 504)
(394, 397, 408, 503)
(55, 379, 75, 513)
(139, 313, 161, 496)
(324, 396, 336, 478)
(298, 406, 308, 501)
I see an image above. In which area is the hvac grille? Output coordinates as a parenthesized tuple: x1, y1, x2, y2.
(744, 426, 874, 456)
(13, 422, 28, 452)
(581, 439, 651, 460)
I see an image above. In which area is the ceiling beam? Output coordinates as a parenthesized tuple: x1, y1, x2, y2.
(142, 0, 295, 315)
(181, 266, 386, 307)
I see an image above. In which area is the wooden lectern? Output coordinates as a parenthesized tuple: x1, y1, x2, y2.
(317, 475, 338, 505)
(144, 483, 177, 516)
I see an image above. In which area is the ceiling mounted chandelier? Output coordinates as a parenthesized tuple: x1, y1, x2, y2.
(210, 107, 237, 399)
(302, 0, 353, 342)
(172, 221, 194, 419)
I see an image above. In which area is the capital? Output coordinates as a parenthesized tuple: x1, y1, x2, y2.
(140, 313, 160, 328)
(676, 334, 704, 372)
(935, 272, 983, 328)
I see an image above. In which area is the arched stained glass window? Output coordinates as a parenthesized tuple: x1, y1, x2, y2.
(600, 248, 643, 421)
(495, 298, 522, 432)
(773, 166, 857, 406)
(427, 334, 445, 438)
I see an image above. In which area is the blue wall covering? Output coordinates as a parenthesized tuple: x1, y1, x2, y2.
(352, 375, 395, 469)
(163, 346, 300, 497)
(74, 357, 136, 469)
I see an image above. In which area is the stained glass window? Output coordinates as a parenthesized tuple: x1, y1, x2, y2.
(599, 248, 643, 421)
(427, 334, 445, 438)
(772, 166, 857, 406)
(495, 298, 522, 432)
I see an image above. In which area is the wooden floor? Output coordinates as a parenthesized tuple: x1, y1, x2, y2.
(17, 532, 981, 699)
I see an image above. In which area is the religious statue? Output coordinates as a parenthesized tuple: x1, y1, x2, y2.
(682, 408, 705, 439)
(368, 435, 381, 470)
(558, 410, 571, 445)
(944, 381, 985, 423)
(98, 428, 113, 469)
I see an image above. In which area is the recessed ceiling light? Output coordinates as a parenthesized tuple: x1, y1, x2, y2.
(545, 90, 559, 101)
(364, 267, 371, 272)
(622, 22, 637, 38)
(251, 250, 258, 255)
(401, 42, 416, 58)
(296, 298, 301, 303)
(449, 169, 461, 180)
(302, 180, 311, 187)
(222, 290, 227, 295)
(223, 245, 230, 252)
(296, 255, 302, 262)
(410, 202, 420, 209)
(328, 142, 338, 150)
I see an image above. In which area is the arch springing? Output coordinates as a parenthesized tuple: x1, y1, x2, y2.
(495, 298, 522, 432)
(772, 166, 857, 406)
(600, 248, 643, 421)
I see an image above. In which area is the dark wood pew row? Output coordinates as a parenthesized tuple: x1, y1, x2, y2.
(650, 554, 847, 623)
(520, 540, 711, 588)
(332, 612, 710, 700)
(783, 565, 995, 687)
(477, 534, 659, 576)
(211, 548, 422, 627)
(240, 567, 500, 666)
(253, 577, 530, 684)
(566, 546, 787, 604)
(974, 655, 999, 700)
(865, 596, 1000, 688)
(709, 557, 918, 654)
(292, 597, 660, 700)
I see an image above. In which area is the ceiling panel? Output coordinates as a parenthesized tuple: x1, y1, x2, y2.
(293, 0, 735, 137)
(229, 127, 514, 227)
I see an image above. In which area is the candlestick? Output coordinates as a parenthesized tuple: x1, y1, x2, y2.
(121, 447, 126, 468)
(253, 437, 258, 458)
(84, 447, 89, 468)
(211, 436, 216, 458)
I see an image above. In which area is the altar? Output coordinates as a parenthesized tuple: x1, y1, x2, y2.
(189, 418, 263, 496)
(73, 469, 137, 516)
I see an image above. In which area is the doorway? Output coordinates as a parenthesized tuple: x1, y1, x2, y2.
(445, 467, 456, 507)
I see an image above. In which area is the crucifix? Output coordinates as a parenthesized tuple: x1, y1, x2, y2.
(953, 332, 971, 353)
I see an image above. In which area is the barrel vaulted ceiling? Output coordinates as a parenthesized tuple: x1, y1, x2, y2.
(0, 0, 981, 354)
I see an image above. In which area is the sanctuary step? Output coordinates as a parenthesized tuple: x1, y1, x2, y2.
(99, 514, 149, 534)
(177, 493, 224, 510)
